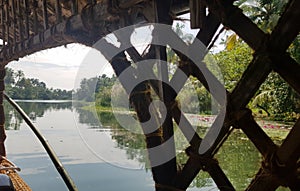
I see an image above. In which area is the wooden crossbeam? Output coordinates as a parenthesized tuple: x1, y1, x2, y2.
(237, 109, 277, 157)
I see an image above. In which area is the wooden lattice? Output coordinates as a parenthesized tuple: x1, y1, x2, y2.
(0, 0, 299, 190)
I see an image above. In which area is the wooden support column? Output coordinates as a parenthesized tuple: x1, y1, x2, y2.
(0, 67, 6, 156)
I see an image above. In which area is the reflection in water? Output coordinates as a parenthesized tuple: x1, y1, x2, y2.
(4, 101, 72, 130)
(4, 101, 289, 190)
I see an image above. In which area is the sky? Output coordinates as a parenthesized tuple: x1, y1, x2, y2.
(6, 15, 223, 91)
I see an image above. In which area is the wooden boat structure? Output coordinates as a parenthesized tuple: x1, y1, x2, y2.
(0, 0, 299, 190)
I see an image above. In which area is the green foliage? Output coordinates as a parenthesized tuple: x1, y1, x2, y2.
(240, 0, 288, 32)
(74, 74, 117, 109)
(4, 68, 72, 100)
(214, 42, 253, 90)
(255, 72, 300, 121)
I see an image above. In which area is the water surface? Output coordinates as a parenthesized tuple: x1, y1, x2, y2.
(4, 101, 290, 190)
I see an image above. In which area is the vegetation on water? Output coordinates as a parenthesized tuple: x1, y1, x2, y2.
(4, 68, 72, 100)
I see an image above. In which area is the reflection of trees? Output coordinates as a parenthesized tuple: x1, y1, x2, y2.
(4, 101, 72, 130)
(216, 130, 261, 190)
(76, 108, 264, 189)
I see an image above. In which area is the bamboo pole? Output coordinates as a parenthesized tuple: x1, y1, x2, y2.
(16, 0, 24, 43)
(24, 0, 30, 39)
(4, 0, 9, 46)
(4, 93, 78, 191)
(42, 0, 49, 29)
(1, 0, 5, 50)
(55, 0, 62, 23)
(71, 0, 78, 15)
(11, 1, 17, 45)
(33, 0, 38, 34)
(0, 67, 6, 156)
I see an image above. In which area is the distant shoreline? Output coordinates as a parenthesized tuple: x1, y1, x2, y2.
(13, 99, 73, 103)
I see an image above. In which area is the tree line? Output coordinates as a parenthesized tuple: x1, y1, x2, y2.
(4, 68, 72, 100)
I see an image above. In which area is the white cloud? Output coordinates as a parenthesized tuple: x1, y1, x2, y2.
(7, 43, 114, 90)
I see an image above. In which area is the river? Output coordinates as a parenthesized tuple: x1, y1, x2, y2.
(3, 101, 290, 191)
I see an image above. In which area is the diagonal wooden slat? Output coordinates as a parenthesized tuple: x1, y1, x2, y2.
(276, 118, 300, 165)
(268, 0, 300, 53)
(236, 109, 277, 157)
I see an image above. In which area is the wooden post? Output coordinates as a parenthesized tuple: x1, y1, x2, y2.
(0, 67, 6, 156)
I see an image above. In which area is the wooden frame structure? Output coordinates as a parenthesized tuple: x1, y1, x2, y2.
(0, 0, 299, 190)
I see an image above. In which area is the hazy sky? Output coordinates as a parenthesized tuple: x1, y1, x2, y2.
(8, 43, 114, 90)
(6, 16, 223, 91)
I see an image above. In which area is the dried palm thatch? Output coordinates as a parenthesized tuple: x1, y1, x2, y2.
(0, 156, 32, 191)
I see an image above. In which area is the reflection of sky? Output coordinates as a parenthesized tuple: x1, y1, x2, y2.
(5, 103, 153, 190)
(5, 102, 220, 191)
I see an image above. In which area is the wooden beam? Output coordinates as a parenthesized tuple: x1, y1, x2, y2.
(269, 0, 300, 53)
(205, 0, 266, 50)
(237, 109, 277, 157)
(118, 0, 146, 9)
(0, 67, 6, 156)
(246, 168, 281, 191)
